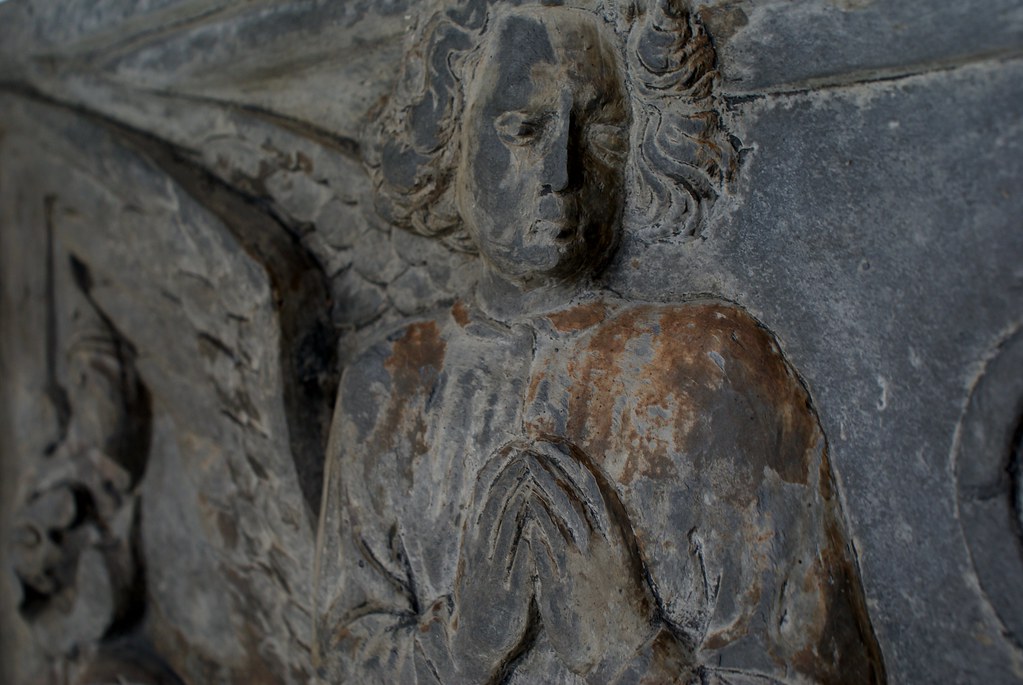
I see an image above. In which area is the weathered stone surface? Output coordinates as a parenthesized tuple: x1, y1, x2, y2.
(0, 0, 1020, 683)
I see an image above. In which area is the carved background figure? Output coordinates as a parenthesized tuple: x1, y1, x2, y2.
(314, 2, 884, 682)
(11, 244, 179, 685)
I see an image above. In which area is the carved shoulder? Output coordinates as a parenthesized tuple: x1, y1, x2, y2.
(528, 299, 823, 491)
(333, 317, 449, 452)
(528, 298, 883, 682)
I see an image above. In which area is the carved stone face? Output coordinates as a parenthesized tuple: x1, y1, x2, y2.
(457, 7, 629, 287)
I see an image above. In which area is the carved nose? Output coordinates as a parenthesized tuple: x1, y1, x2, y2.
(541, 96, 572, 194)
(541, 131, 570, 195)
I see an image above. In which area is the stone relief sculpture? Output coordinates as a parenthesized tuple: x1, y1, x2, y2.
(3, 0, 1020, 681)
(10, 240, 181, 684)
(314, 1, 885, 683)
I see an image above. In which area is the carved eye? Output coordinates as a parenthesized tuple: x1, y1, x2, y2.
(588, 123, 628, 158)
(494, 111, 542, 146)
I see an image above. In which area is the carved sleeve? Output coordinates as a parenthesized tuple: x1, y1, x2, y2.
(313, 344, 425, 682)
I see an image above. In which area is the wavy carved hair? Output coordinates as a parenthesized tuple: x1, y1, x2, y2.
(364, 0, 739, 252)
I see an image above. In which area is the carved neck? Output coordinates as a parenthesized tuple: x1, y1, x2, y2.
(474, 265, 586, 323)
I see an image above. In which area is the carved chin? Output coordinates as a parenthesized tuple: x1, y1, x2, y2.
(488, 250, 565, 287)
(499, 243, 612, 289)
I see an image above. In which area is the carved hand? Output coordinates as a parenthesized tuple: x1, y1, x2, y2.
(443, 440, 690, 683)
(524, 440, 688, 682)
(446, 452, 538, 683)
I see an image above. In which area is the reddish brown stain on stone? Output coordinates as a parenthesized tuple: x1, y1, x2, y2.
(296, 150, 314, 174)
(703, 632, 729, 651)
(331, 625, 352, 647)
(223, 567, 299, 683)
(411, 413, 430, 459)
(803, 512, 887, 684)
(656, 304, 817, 488)
(527, 369, 547, 417)
(819, 448, 836, 502)
(451, 300, 470, 327)
(561, 305, 649, 480)
(232, 625, 291, 685)
(383, 320, 445, 392)
(760, 487, 885, 684)
(376, 320, 446, 463)
(546, 300, 608, 332)
(525, 301, 881, 681)
(712, 311, 810, 481)
(532, 301, 819, 494)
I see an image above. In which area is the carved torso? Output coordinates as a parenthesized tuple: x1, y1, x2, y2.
(315, 297, 883, 683)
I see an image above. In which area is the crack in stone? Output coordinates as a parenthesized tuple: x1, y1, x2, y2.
(722, 47, 1023, 104)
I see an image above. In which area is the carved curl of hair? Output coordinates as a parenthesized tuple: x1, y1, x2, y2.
(363, 0, 739, 251)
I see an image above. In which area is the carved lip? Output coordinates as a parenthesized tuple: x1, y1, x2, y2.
(536, 192, 579, 242)
(532, 218, 578, 242)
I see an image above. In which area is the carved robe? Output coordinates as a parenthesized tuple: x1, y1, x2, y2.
(314, 297, 883, 683)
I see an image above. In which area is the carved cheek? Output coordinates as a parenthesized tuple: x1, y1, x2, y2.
(461, 121, 514, 243)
